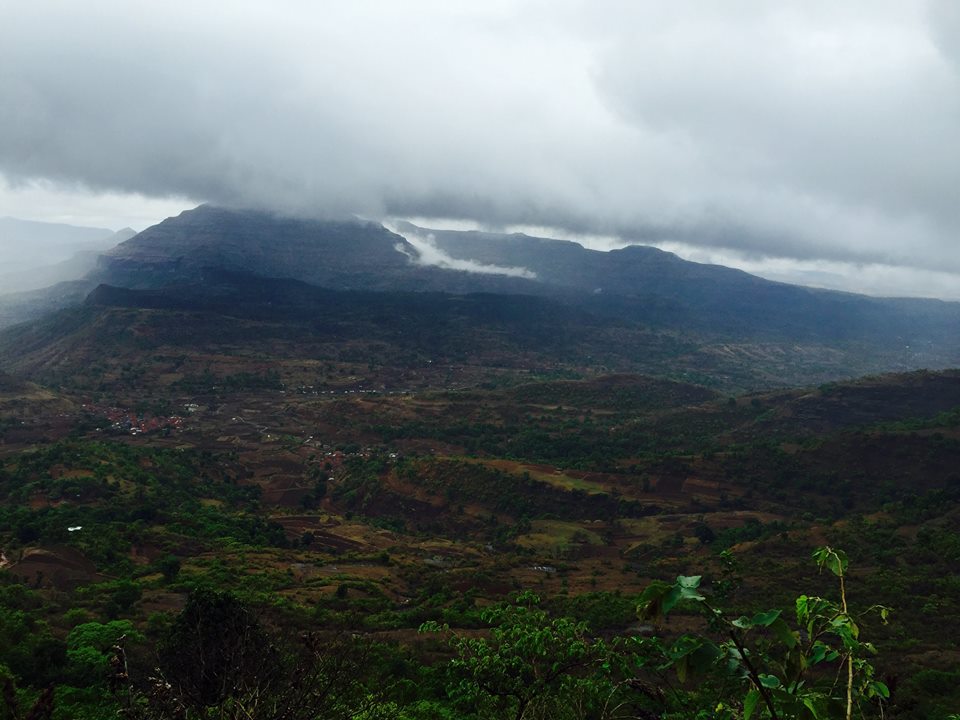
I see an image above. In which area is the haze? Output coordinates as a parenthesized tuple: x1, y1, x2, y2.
(1, 1, 959, 299)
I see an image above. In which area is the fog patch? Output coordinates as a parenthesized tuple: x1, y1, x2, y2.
(389, 224, 537, 279)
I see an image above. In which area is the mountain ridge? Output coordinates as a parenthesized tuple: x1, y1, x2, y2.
(0, 205, 957, 386)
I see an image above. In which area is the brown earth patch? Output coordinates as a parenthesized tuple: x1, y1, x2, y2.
(7, 545, 104, 590)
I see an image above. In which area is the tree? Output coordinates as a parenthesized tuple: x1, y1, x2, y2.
(66, 620, 144, 686)
(156, 556, 181, 584)
(634, 547, 890, 719)
(0, 670, 54, 720)
(154, 588, 279, 710)
(117, 589, 384, 720)
(422, 592, 624, 720)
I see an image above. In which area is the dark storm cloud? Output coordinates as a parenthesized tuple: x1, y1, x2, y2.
(1, 1, 958, 276)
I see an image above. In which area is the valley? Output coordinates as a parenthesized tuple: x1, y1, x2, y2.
(2, 353, 959, 717)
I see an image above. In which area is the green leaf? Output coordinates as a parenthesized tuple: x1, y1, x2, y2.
(808, 643, 830, 665)
(784, 646, 806, 682)
(803, 696, 827, 719)
(758, 674, 781, 689)
(688, 642, 721, 677)
(667, 635, 705, 661)
(661, 586, 684, 613)
(733, 609, 780, 628)
(751, 609, 782, 627)
(796, 594, 836, 629)
(868, 680, 890, 699)
(769, 617, 798, 649)
(676, 575, 705, 602)
(419, 620, 448, 633)
(666, 636, 721, 683)
(813, 547, 848, 577)
(744, 688, 760, 720)
(637, 581, 674, 621)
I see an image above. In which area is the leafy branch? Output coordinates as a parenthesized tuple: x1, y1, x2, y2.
(636, 547, 890, 719)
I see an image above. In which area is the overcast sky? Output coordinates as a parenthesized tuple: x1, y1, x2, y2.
(1, 1, 958, 298)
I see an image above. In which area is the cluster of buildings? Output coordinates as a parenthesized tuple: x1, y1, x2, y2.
(293, 385, 412, 396)
(81, 403, 185, 435)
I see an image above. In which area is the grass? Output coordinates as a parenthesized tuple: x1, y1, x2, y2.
(469, 459, 610, 495)
(515, 520, 605, 551)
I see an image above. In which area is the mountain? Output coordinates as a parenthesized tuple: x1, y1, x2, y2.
(0, 217, 136, 327)
(0, 215, 117, 247)
(0, 270, 689, 389)
(0, 217, 130, 278)
(0, 222, 134, 320)
(0, 204, 958, 390)
(95, 205, 539, 295)
(96, 207, 960, 346)
(0, 368, 27, 393)
(399, 222, 960, 347)
(0, 279, 96, 329)
(0, 230, 135, 295)
(0, 204, 530, 330)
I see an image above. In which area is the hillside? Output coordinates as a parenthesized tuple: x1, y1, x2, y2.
(0, 368, 73, 417)
(405, 221, 960, 346)
(0, 357, 958, 718)
(0, 243, 132, 295)
(0, 279, 98, 329)
(0, 270, 939, 394)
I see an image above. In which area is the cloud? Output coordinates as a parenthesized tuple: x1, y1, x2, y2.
(0, 176, 191, 231)
(387, 223, 537, 279)
(1, 0, 959, 291)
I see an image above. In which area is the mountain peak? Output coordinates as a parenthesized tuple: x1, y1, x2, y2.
(98, 205, 417, 290)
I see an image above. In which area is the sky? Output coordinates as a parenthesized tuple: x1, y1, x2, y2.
(1, 1, 958, 299)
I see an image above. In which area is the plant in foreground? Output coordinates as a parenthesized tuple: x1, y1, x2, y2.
(636, 547, 890, 719)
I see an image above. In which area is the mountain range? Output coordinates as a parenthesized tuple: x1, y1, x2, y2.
(93, 207, 960, 343)
(0, 204, 958, 390)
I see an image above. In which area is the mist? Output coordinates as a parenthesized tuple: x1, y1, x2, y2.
(0, 217, 131, 294)
(388, 224, 537, 279)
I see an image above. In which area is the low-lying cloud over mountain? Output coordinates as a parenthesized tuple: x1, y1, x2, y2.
(388, 224, 537, 279)
(1, 1, 959, 294)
